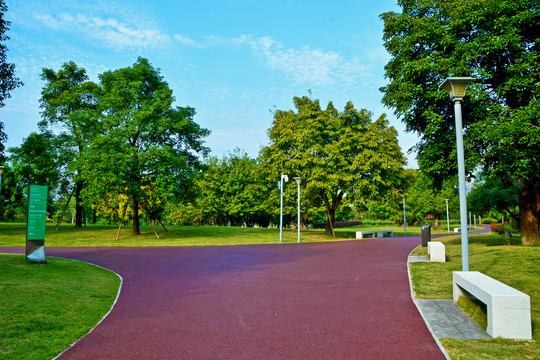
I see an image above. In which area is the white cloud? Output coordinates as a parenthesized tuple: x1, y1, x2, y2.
(173, 34, 204, 48)
(34, 12, 171, 49)
(239, 36, 369, 87)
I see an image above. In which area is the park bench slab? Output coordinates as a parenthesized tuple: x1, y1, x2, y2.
(427, 241, 445, 262)
(454, 227, 471, 233)
(356, 231, 375, 239)
(377, 230, 393, 238)
(453, 271, 531, 339)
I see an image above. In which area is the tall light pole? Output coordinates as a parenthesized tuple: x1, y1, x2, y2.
(403, 197, 407, 236)
(279, 174, 289, 242)
(445, 199, 450, 233)
(439, 76, 475, 271)
(293, 177, 303, 243)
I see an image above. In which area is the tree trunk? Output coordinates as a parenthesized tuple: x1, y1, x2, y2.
(321, 190, 343, 237)
(75, 180, 83, 228)
(434, 217, 440, 230)
(519, 179, 539, 245)
(132, 197, 141, 235)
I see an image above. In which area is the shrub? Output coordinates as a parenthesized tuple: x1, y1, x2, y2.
(490, 222, 517, 235)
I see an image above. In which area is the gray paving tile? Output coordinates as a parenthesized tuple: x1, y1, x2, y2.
(417, 299, 491, 340)
(408, 255, 429, 262)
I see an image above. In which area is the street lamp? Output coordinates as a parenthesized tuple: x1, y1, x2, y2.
(279, 174, 289, 242)
(439, 76, 475, 271)
(0, 166, 5, 196)
(293, 177, 303, 243)
(445, 199, 450, 233)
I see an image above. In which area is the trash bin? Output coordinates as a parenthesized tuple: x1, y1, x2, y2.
(421, 225, 431, 247)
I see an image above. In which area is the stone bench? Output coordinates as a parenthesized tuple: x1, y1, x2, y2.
(377, 230, 393, 238)
(427, 241, 445, 262)
(356, 231, 375, 239)
(453, 271, 532, 339)
(454, 227, 471, 233)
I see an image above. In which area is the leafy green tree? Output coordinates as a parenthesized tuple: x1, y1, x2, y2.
(197, 149, 272, 227)
(0, 0, 22, 109)
(468, 174, 520, 223)
(81, 58, 210, 235)
(39, 62, 100, 228)
(260, 96, 406, 236)
(380, 0, 540, 244)
(1, 0, 23, 167)
(7, 131, 66, 217)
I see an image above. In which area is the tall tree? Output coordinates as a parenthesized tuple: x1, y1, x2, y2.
(197, 149, 272, 227)
(1, 0, 23, 164)
(82, 58, 210, 235)
(260, 96, 406, 236)
(381, 0, 540, 244)
(39, 62, 100, 228)
(0, 0, 22, 109)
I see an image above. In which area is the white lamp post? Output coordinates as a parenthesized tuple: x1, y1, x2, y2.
(279, 174, 289, 242)
(293, 177, 303, 243)
(445, 199, 450, 233)
(439, 76, 475, 271)
(0, 166, 4, 196)
(403, 197, 407, 236)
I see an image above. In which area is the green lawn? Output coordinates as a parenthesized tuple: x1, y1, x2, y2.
(0, 222, 455, 247)
(410, 233, 540, 359)
(0, 254, 121, 360)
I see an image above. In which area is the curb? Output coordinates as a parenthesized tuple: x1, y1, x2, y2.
(407, 246, 452, 360)
(51, 257, 124, 360)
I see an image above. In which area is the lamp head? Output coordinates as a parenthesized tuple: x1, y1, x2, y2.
(439, 77, 475, 101)
(293, 177, 303, 185)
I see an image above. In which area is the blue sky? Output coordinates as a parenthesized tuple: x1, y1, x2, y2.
(2, 0, 418, 167)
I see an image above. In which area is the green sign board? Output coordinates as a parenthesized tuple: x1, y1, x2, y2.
(26, 185, 47, 263)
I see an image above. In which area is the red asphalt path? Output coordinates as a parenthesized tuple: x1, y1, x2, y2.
(4, 237, 448, 359)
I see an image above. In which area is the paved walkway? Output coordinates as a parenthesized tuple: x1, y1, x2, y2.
(4, 236, 447, 359)
(3, 226, 493, 359)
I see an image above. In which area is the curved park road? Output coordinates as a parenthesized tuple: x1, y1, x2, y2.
(4, 232, 476, 360)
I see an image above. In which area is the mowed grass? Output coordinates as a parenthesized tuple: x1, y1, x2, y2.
(410, 233, 540, 360)
(0, 254, 121, 360)
(0, 222, 454, 247)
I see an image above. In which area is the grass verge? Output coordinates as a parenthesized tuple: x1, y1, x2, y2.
(0, 254, 121, 360)
(0, 222, 456, 247)
(410, 232, 540, 359)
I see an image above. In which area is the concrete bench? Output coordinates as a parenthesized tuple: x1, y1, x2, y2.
(453, 271, 532, 339)
(454, 227, 471, 233)
(377, 230, 393, 238)
(427, 241, 445, 262)
(356, 231, 375, 239)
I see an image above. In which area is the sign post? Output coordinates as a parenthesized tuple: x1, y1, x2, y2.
(26, 185, 47, 264)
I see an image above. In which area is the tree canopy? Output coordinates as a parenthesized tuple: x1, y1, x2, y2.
(39, 61, 100, 227)
(81, 58, 210, 235)
(260, 96, 406, 235)
(380, 0, 540, 244)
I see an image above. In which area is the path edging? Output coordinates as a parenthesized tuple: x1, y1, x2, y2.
(407, 246, 452, 360)
(50, 256, 124, 360)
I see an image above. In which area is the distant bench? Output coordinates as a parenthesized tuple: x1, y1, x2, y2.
(377, 230, 393, 238)
(453, 271, 532, 339)
(454, 227, 471, 233)
(355, 230, 393, 239)
(356, 231, 375, 239)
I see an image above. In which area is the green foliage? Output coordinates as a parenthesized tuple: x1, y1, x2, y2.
(380, 0, 540, 243)
(80, 58, 210, 234)
(0, 0, 23, 109)
(468, 174, 520, 221)
(39, 61, 100, 227)
(260, 96, 406, 235)
(196, 149, 272, 227)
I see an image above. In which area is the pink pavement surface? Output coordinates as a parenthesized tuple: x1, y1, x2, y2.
(3, 235, 458, 360)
